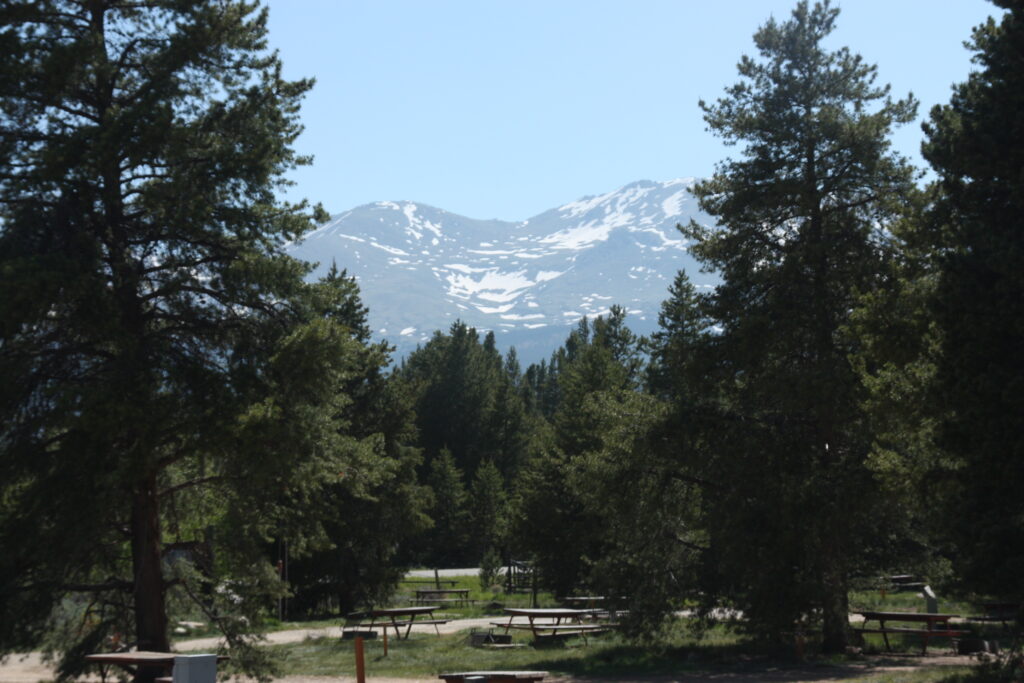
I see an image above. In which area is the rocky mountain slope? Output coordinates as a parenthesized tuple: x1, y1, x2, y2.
(286, 178, 718, 364)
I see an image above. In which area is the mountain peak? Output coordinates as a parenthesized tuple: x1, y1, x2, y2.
(287, 178, 717, 364)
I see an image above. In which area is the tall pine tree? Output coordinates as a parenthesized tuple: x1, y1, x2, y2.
(0, 1, 377, 676)
(681, 0, 918, 651)
(920, 0, 1024, 598)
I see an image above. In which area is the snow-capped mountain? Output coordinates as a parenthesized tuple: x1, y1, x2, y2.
(286, 178, 717, 365)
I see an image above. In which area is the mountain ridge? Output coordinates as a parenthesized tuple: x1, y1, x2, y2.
(286, 178, 717, 364)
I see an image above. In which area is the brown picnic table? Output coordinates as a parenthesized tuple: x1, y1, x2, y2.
(344, 605, 447, 639)
(853, 610, 967, 653)
(85, 652, 226, 683)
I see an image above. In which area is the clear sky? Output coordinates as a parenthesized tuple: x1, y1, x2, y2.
(265, 0, 996, 222)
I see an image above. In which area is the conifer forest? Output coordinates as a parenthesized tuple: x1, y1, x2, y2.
(1, 0, 1022, 679)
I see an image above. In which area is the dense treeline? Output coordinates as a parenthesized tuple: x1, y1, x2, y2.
(1, 0, 1021, 674)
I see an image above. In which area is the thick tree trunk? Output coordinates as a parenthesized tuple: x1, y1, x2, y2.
(820, 561, 850, 654)
(131, 471, 169, 666)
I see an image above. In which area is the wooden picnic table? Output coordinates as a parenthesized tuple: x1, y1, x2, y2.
(345, 605, 446, 639)
(492, 607, 613, 644)
(853, 610, 967, 653)
(414, 587, 472, 606)
(85, 652, 226, 683)
(439, 672, 547, 683)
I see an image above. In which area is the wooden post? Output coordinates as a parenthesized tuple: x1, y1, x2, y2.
(354, 637, 365, 683)
(383, 628, 388, 657)
(434, 568, 441, 589)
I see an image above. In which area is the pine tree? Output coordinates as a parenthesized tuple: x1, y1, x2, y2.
(511, 308, 646, 597)
(282, 270, 430, 616)
(0, 2, 370, 675)
(424, 450, 470, 567)
(682, 0, 918, 651)
(919, 0, 1024, 597)
(468, 460, 508, 561)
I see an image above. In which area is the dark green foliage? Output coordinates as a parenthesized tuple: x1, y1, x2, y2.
(568, 390, 705, 638)
(919, 0, 1024, 598)
(0, 1, 391, 677)
(646, 272, 712, 400)
(468, 460, 509, 562)
(675, 0, 918, 652)
(423, 449, 471, 567)
(401, 321, 535, 480)
(277, 269, 430, 616)
(511, 307, 649, 598)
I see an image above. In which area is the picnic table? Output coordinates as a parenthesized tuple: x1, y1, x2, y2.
(414, 587, 473, 606)
(344, 605, 448, 639)
(853, 610, 967, 653)
(492, 607, 614, 644)
(439, 672, 547, 683)
(85, 652, 225, 683)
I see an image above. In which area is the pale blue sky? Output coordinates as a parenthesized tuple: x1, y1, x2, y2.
(266, 0, 996, 221)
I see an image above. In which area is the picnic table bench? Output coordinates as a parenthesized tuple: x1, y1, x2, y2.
(492, 608, 616, 644)
(967, 602, 1021, 628)
(439, 672, 547, 683)
(853, 610, 968, 654)
(343, 606, 448, 640)
(402, 578, 459, 587)
(413, 588, 474, 606)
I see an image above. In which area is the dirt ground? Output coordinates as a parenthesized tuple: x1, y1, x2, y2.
(0, 620, 979, 683)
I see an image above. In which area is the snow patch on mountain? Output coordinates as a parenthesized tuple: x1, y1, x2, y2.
(285, 178, 717, 364)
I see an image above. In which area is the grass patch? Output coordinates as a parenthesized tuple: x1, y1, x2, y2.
(267, 621, 752, 679)
(832, 668, 975, 683)
(260, 620, 953, 682)
(848, 589, 976, 616)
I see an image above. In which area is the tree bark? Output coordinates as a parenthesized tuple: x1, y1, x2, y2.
(820, 559, 850, 653)
(131, 471, 169, 667)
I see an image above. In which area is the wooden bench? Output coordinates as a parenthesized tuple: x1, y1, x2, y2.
(439, 671, 546, 683)
(344, 617, 449, 636)
(858, 627, 969, 653)
(967, 603, 1021, 628)
(490, 621, 613, 644)
(345, 618, 413, 629)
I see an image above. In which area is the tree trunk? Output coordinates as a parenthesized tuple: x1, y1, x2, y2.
(131, 471, 169, 668)
(820, 561, 850, 654)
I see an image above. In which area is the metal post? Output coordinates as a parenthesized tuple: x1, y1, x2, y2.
(354, 637, 366, 683)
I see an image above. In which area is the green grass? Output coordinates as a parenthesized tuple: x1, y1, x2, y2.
(255, 620, 980, 682)
(263, 622, 766, 679)
(832, 668, 975, 683)
(195, 573, 1009, 681)
(848, 589, 977, 616)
